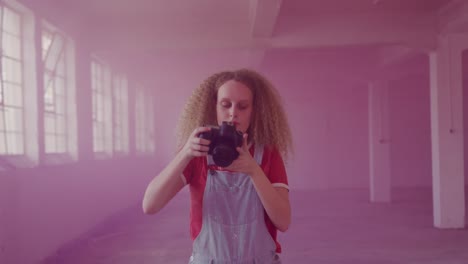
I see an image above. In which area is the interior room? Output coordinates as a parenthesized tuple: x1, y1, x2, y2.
(0, 0, 467, 263)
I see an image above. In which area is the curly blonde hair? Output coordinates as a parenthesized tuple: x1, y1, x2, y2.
(176, 69, 293, 160)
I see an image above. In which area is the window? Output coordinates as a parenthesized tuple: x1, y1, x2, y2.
(0, 5, 24, 155)
(41, 21, 77, 162)
(42, 26, 68, 154)
(91, 59, 112, 156)
(135, 87, 154, 153)
(112, 74, 128, 154)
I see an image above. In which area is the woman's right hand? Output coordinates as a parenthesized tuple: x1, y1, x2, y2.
(143, 126, 211, 215)
(181, 127, 212, 160)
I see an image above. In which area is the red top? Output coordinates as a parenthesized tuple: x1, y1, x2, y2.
(183, 145, 289, 253)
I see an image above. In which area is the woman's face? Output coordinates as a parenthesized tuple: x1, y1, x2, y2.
(216, 80, 253, 133)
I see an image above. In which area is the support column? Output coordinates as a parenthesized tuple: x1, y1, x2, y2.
(429, 33, 467, 228)
(368, 81, 391, 202)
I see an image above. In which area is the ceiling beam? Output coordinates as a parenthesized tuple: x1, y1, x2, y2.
(377, 45, 416, 67)
(249, 0, 282, 38)
(248, 0, 282, 68)
(438, 0, 468, 34)
(271, 12, 438, 51)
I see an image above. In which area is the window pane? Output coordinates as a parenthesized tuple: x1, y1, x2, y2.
(57, 56, 65, 76)
(45, 134, 56, 153)
(43, 33, 64, 71)
(0, 7, 24, 156)
(42, 31, 52, 60)
(0, 111, 4, 131)
(57, 115, 65, 134)
(2, 33, 21, 59)
(44, 80, 55, 112)
(55, 77, 65, 96)
(6, 132, 16, 154)
(2, 59, 22, 84)
(3, 8, 21, 35)
(5, 107, 21, 133)
(0, 80, 3, 104)
(42, 24, 74, 154)
(97, 103, 103, 122)
(57, 135, 66, 152)
(6, 132, 23, 155)
(56, 95, 65, 115)
(44, 113, 56, 134)
(91, 60, 113, 154)
(3, 83, 22, 107)
(0, 132, 6, 154)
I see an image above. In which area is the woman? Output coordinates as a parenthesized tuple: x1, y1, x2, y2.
(143, 69, 293, 264)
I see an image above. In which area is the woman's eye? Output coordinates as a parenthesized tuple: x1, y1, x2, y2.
(221, 102, 231, 108)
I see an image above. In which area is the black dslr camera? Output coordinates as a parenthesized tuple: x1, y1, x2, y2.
(198, 121, 244, 167)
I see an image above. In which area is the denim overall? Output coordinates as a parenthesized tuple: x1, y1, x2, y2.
(189, 145, 281, 264)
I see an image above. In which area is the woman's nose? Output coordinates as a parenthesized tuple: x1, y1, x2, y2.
(229, 107, 238, 118)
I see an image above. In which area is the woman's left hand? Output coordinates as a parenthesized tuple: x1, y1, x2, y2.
(225, 133, 261, 176)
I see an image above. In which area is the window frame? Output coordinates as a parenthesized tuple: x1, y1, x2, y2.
(112, 73, 129, 155)
(0, 0, 38, 169)
(91, 57, 113, 158)
(41, 20, 77, 164)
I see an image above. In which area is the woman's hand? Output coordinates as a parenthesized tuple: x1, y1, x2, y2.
(180, 127, 212, 160)
(226, 133, 260, 176)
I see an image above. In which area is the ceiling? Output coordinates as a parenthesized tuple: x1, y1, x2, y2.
(20, 0, 461, 83)
(280, 0, 450, 15)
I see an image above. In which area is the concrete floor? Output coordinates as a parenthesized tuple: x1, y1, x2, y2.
(43, 187, 468, 264)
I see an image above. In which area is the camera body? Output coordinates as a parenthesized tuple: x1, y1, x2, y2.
(198, 121, 244, 167)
